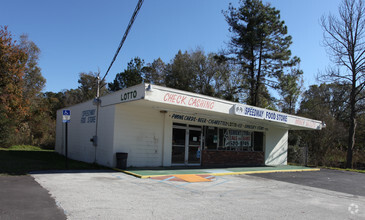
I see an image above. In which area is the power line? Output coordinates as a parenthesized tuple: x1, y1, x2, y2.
(94, 0, 144, 163)
(101, 0, 144, 84)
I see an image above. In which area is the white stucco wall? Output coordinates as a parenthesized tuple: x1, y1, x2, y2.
(94, 105, 115, 167)
(162, 113, 173, 166)
(264, 127, 288, 166)
(56, 101, 99, 164)
(112, 103, 166, 167)
(55, 101, 115, 167)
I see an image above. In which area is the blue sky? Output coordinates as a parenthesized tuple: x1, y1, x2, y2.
(1, 0, 341, 92)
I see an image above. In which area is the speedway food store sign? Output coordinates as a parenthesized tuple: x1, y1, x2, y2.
(233, 104, 322, 130)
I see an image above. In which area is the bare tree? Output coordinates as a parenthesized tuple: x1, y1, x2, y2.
(321, 0, 365, 168)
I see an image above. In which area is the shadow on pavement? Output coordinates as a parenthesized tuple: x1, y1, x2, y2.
(249, 168, 365, 196)
(0, 175, 66, 220)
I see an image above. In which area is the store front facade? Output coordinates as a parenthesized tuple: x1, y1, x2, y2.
(55, 83, 325, 168)
(171, 122, 265, 167)
(171, 123, 202, 166)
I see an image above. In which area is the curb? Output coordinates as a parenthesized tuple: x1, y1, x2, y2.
(113, 168, 320, 179)
(210, 168, 320, 176)
(112, 168, 146, 179)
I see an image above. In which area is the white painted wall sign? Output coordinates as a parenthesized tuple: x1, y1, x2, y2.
(101, 84, 145, 106)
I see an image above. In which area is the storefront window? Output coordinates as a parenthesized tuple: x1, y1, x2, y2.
(172, 128, 185, 145)
(253, 132, 263, 151)
(173, 123, 186, 127)
(204, 127, 264, 152)
(218, 129, 228, 150)
(172, 127, 186, 164)
(205, 127, 218, 150)
(221, 129, 252, 151)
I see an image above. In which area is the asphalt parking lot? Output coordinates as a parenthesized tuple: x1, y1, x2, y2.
(0, 175, 66, 220)
(249, 168, 365, 197)
(29, 169, 365, 220)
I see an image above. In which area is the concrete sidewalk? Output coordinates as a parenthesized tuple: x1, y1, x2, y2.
(117, 165, 319, 178)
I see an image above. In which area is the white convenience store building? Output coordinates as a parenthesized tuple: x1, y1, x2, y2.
(55, 83, 325, 168)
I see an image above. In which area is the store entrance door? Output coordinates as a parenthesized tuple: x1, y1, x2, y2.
(171, 123, 202, 166)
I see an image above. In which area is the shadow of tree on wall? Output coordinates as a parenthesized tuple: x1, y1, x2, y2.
(265, 140, 288, 165)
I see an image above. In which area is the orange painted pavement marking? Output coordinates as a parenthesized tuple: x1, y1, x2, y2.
(173, 174, 212, 182)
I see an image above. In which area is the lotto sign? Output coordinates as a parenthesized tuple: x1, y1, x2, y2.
(62, 110, 71, 123)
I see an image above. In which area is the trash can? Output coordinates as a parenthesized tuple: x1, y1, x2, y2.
(116, 153, 128, 169)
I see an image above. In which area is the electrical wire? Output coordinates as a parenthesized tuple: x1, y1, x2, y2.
(101, 0, 144, 85)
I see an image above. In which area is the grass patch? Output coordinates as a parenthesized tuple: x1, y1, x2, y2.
(5, 145, 52, 151)
(0, 145, 108, 175)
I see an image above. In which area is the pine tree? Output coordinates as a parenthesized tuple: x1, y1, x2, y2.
(224, 0, 299, 107)
(108, 57, 144, 91)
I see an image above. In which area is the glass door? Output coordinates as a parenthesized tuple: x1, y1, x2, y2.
(172, 126, 186, 165)
(172, 124, 202, 166)
(187, 128, 201, 165)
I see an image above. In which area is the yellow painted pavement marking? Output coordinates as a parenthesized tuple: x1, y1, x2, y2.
(211, 168, 320, 176)
(114, 168, 320, 179)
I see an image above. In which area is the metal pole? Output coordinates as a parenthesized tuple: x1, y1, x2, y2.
(65, 122, 68, 169)
(96, 76, 100, 98)
(94, 75, 100, 164)
(160, 110, 167, 166)
(305, 145, 308, 167)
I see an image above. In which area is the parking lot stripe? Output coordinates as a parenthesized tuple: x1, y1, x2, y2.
(160, 176, 176, 182)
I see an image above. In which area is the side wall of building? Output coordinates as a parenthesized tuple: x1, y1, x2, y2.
(264, 127, 288, 165)
(55, 101, 115, 167)
(113, 103, 169, 167)
(95, 105, 116, 167)
(56, 101, 98, 163)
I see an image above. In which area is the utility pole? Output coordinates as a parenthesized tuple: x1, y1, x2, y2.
(93, 74, 101, 164)
(96, 75, 100, 98)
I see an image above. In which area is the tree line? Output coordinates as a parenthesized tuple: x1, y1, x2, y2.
(1, 0, 364, 168)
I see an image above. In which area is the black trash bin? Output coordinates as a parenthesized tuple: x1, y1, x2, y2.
(116, 153, 128, 169)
